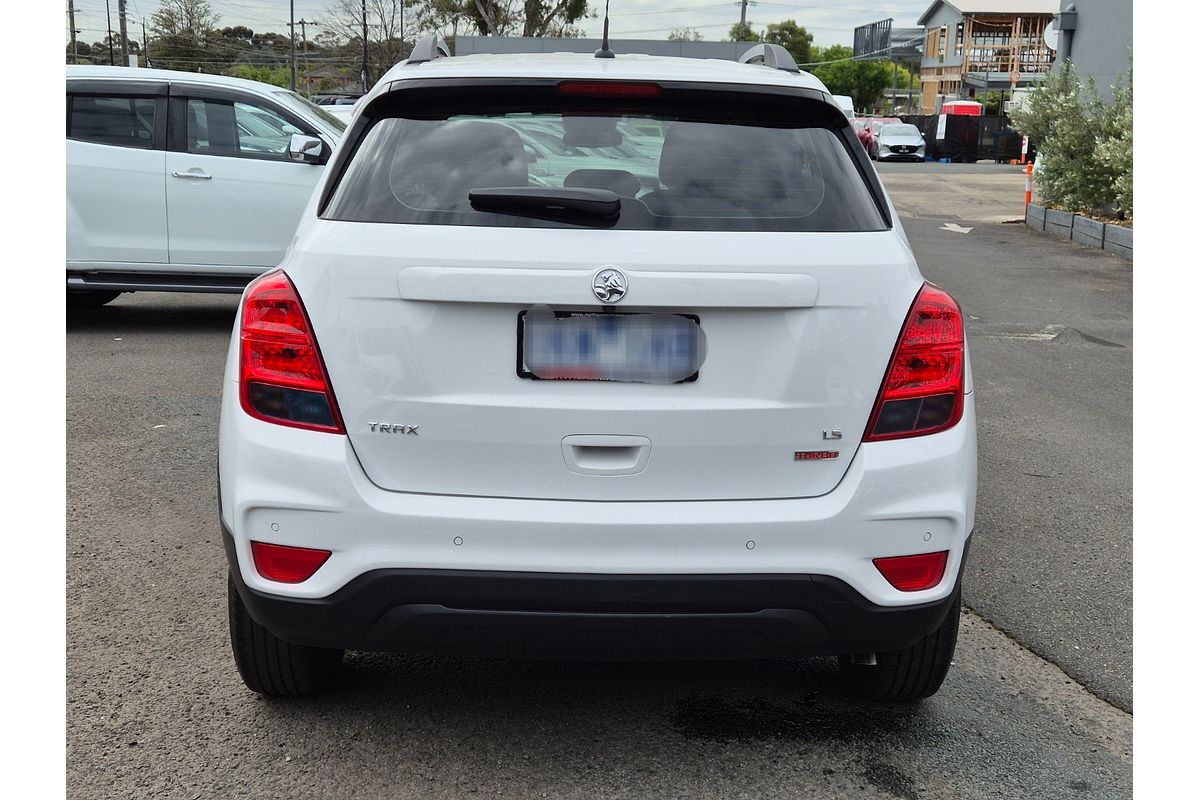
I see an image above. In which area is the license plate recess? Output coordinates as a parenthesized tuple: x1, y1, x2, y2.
(517, 309, 703, 384)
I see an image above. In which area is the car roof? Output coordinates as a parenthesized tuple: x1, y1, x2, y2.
(66, 64, 290, 97)
(375, 52, 829, 95)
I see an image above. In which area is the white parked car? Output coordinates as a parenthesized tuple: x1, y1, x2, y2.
(66, 65, 346, 307)
(219, 39, 977, 701)
(322, 98, 363, 124)
(831, 93, 856, 120)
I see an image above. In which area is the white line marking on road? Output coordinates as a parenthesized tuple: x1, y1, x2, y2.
(972, 324, 1066, 341)
(941, 222, 975, 234)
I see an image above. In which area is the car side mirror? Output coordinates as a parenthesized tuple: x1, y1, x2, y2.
(288, 134, 324, 165)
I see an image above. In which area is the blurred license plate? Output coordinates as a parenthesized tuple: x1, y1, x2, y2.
(518, 309, 704, 384)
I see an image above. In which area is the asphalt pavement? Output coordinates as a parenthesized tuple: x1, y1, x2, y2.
(877, 162, 1133, 713)
(66, 164, 1132, 799)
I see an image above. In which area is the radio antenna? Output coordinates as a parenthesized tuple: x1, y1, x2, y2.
(595, 0, 615, 58)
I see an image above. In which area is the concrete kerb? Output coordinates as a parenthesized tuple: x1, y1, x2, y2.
(1025, 203, 1046, 231)
(1025, 202, 1132, 259)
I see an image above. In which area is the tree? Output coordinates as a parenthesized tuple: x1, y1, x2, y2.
(889, 61, 913, 89)
(226, 65, 292, 88)
(1094, 64, 1132, 217)
(148, 0, 220, 71)
(667, 27, 703, 42)
(69, 35, 141, 65)
(811, 45, 892, 111)
(466, 0, 590, 37)
(325, 0, 417, 80)
(1010, 61, 1133, 217)
(419, 0, 475, 38)
(149, 0, 218, 37)
(728, 23, 760, 42)
(762, 20, 811, 65)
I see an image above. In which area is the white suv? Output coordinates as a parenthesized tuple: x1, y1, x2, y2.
(66, 66, 345, 306)
(219, 39, 977, 701)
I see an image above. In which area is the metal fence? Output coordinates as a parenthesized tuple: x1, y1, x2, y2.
(899, 114, 1028, 162)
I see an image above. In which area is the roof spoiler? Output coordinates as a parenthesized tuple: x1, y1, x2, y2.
(738, 43, 800, 74)
(406, 34, 451, 66)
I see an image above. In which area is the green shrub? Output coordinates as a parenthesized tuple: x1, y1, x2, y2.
(1094, 71, 1133, 217)
(1011, 60, 1133, 218)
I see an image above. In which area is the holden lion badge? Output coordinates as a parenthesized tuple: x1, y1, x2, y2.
(592, 268, 628, 304)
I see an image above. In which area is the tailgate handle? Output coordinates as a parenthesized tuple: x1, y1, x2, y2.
(562, 435, 651, 476)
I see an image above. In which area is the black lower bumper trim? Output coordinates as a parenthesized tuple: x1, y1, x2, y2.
(223, 526, 965, 660)
(68, 271, 253, 294)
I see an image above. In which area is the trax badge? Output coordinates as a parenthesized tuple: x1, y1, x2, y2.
(368, 422, 419, 435)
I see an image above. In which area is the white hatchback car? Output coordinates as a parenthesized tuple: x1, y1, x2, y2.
(219, 39, 977, 701)
(66, 66, 345, 306)
(875, 122, 927, 162)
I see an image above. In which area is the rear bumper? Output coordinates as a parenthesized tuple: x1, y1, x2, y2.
(224, 526, 966, 658)
(219, 379, 977, 609)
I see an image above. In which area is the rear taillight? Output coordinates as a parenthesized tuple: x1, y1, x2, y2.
(863, 283, 964, 442)
(251, 541, 332, 583)
(239, 270, 345, 434)
(873, 551, 949, 592)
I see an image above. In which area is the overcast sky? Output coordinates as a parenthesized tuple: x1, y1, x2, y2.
(67, 0, 934, 49)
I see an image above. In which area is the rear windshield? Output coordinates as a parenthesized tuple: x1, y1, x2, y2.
(323, 92, 886, 232)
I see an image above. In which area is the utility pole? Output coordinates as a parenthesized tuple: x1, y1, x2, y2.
(143, 19, 150, 67)
(738, 0, 748, 40)
(117, 0, 129, 65)
(289, 1, 297, 91)
(67, 1, 79, 64)
(105, 0, 114, 65)
(297, 19, 320, 95)
(361, 0, 369, 93)
(892, 59, 898, 114)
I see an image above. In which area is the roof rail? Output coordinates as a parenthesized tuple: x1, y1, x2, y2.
(406, 34, 451, 66)
(738, 43, 800, 74)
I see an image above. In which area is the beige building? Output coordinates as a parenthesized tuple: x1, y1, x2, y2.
(917, 0, 1058, 113)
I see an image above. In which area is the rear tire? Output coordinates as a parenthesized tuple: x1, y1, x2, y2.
(838, 591, 960, 702)
(67, 290, 121, 308)
(227, 574, 343, 697)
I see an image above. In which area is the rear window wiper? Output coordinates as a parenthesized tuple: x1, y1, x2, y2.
(468, 187, 620, 220)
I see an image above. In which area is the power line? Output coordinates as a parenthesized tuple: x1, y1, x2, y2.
(752, 2, 911, 14)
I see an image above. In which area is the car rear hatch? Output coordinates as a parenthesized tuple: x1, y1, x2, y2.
(293, 77, 922, 502)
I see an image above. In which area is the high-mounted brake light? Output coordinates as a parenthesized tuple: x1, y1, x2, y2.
(251, 541, 332, 584)
(863, 283, 964, 442)
(873, 551, 949, 592)
(556, 81, 661, 97)
(239, 270, 345, 434)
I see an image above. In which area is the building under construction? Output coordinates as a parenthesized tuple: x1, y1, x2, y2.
(916, 0, 1059, 113)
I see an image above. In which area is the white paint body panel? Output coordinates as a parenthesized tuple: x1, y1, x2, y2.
(66, 139, 167, 263)
(164, 152, 324, 267)
(218, 370, 976, 607)
(287, 224, 921, 501)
